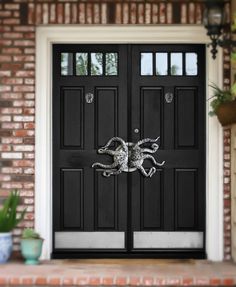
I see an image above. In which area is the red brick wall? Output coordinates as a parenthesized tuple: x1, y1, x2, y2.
(224, 128, 231, 260)
(0, 0, 231, 259)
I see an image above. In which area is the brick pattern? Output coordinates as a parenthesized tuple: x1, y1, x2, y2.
(223, 44, 232, 261)
(0, 275, 236, 286)
(25, 2, 205, 25)
(0, 0, 232, 259)
(223, 128, 231, 260)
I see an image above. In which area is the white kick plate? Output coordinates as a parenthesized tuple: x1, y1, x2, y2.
(133, 231, 204, 249)
(55, 231, 125, 249)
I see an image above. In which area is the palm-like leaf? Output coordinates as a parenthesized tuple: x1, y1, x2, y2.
(0, 190, 26, 233)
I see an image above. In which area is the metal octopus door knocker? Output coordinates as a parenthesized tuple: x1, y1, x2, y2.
(92, 137, 165, 178)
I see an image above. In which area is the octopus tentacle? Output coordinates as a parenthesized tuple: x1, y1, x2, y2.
(101, 137, 128, 152)
(98, 149, 116, 156)
(142, 154, 165, 166)
(103, 166, 124, 177)
(137, 166, 156, 177)
(92, 161, 119, 169)
(135, 136, 160, 148)
(141, 143, 159, 154)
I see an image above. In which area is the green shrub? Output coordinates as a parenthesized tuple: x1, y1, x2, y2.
(22, 228, 41, 239)
(0, 190, 26, 233)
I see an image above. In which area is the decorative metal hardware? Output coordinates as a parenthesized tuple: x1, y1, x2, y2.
(165, 92, 173, 103)
(92, 137, 165, 178)
(134, 128, 139, 134)
(85, 92, 94, 104)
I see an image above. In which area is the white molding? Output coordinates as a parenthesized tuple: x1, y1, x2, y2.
(35, 26, 223, 260)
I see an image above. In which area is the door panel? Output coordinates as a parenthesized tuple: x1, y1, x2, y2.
(95, 170, 117, 230)
(53, 44, 128, 253)
(141, 170, 162, 230)
(130, 45, 205, 252)
(175, 169, 197, 229)
(95, 87, 118, 148)
(140, 87, 164, 145)
(175, 87, 197, 148)
(62, 169, 83, 229)
(53, 44, 206, 258)
(62, 88, 84, 148)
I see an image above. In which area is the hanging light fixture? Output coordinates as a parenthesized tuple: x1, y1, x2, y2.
(203, 0, 235, 59)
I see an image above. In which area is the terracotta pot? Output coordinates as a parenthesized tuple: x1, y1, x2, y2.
(216, 100, 236, 126)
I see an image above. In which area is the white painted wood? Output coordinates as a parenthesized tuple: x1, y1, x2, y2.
(133, 232, 203, 249)
(55, 232, 125, 249)
(205, 48, 224, 261)
(35, 26, 223, 260)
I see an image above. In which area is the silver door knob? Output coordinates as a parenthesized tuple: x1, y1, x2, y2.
(134, 128, 139, 134)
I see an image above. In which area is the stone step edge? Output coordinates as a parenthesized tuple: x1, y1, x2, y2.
(0, 276, 235, 286)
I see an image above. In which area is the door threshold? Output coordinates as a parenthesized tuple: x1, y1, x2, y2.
(52, 251, 206, 259)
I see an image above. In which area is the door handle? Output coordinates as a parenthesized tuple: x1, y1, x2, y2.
(92, 136, 165, 178)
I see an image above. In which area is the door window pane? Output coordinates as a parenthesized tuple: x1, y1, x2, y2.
(105, 53, 118, 76)
(186, 53, 198, 76)
(141, 53, 153, 76)
(91, 53, 103, 76)
(61, 53, 73, 76)
(156, 53, 168, 75)
(76, 53, 88, 76)
(170, 53, 183, 75)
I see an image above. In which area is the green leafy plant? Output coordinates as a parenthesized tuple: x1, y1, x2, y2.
(209, 84, 236, 116)
(0, 190, 26, 233)
(232, 13, 236, 62)
(22, 228, 41, 240)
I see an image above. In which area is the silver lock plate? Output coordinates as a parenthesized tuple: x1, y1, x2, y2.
(165, 92, 173, 103)
(85, 93, 94, 104)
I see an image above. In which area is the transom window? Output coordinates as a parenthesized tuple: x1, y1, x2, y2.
(141, 52, 198, 76)
(61, 52, 118, 76)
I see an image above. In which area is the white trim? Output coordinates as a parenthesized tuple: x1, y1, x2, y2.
(35, 26, 223, 261)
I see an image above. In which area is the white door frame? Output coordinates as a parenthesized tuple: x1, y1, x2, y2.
(35, 26, 224, 261)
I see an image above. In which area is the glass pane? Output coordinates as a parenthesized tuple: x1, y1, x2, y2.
(141, 53, 153, 76)
(186, 53, 198, 76)
(170, 53, 183, 75)
(105, 53, 118, 76)
(91, 53, 103, 76)
(61, 53, 73, 76)
(76, 53, 88, 76)
(156, 53, 168, 75)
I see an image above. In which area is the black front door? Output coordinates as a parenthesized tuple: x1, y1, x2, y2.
(52, 44, 205, 258)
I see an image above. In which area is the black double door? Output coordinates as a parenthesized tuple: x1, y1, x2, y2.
(52, 44, 206, 258)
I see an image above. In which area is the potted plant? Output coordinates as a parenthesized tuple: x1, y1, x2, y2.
(21, 228, 43, 265)
(209, 83, 236, 126)
(0, 190, 26, 263)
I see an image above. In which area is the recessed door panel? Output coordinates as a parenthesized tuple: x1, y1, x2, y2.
(142, 170, 162, 229)
(175, 87, 197, 148)
(140, 87, 163, 146)
(95, 87, 118, 148)
(95, 170, 117, 230)
(62, 88, 84, 148)
(62, 169, 83, 229)
(175, 169, 197, 229)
